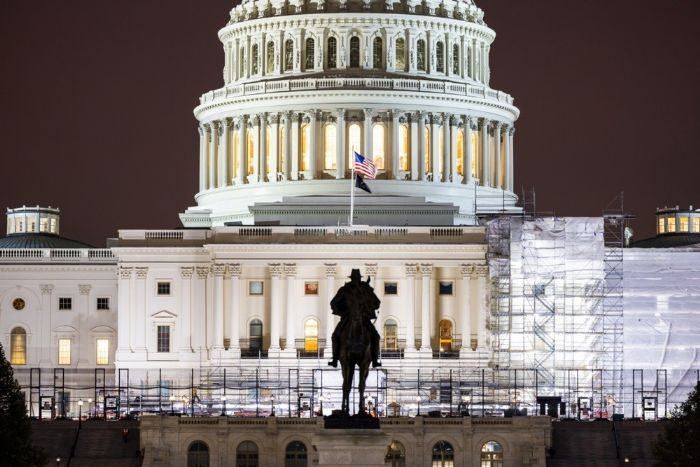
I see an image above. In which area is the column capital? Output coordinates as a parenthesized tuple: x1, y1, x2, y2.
(198, 125, 205, 136)
(180, 266, 194, 279)
(509, 126, 516, 136)
(472, 265, 488, 278)
(404, 263, 418, 277)
(324, 263, 337, 277)
(227, 263, 242, 277)
(364, 263, 378, 277)
(269, 263, 283, 277)
(460, 264, 474, 277)
(268, 113, 280, 125)
(196, 266, 210, 279)
(135, 267, 149, 280)
(78, 284, 92, 295)
(40, 284, 54, 295)
(491, 120, 502, 130)
(431, 114, 443, 125)
(283, 262, 297, 277)
(118, 266, 133, 279)
(212, 263, 227, 277)
(337, 108, 345, 119)
(221, 118, 230, 128)
(419, 263, 434, 277)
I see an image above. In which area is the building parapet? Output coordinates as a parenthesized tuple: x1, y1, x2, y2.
(0, 248, 116, 263)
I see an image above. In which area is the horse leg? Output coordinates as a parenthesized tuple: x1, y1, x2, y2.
(358, 361, 370, 414)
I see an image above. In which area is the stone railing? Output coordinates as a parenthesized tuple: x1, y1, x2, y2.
(199, 78, 514, 107)
(0, 248, 116, 263)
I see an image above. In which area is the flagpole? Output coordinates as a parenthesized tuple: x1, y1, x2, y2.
(350, 148, 355, 227)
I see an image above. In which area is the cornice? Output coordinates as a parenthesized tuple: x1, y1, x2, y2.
(0, 265, 117, 273)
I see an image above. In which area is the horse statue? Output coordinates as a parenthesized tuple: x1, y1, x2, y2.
(328, 268, 381, 416)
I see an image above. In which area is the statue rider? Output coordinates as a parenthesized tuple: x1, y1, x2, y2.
(328, 269, 382, 368)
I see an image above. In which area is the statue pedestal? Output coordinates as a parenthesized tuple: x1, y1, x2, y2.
(313, 429, 390, 467)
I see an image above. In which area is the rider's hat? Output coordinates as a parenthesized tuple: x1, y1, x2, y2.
(349, 269, 362, 281)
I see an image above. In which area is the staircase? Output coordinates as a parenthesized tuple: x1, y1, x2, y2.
(30, 420, 78, 463)
(71, 420, 140, 467)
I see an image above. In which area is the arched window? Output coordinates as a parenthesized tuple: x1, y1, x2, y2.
(481, 441, 504, 467)
(431, 441, 454, 467)
(284, 39, 294, 71)
(372, 124, 385, 170)
(285, 441, 308, 467)
(250, 319, 263, 352)
(266, 41, 275, 73)
(438, 319, 453, 352)
(300, 124, 310, 171)
(399, 124, 409, 171)
(246, 128, 255, 176)
(348, 123, 361, 166)
(304, 318, 319, 352)
(424, 126, 431, 173)
(324, 124, 337, 170)
(436, 41, 444, 73)
(251, 43, 259, 75)
(187, 441, 209, 467)
(350, 36, 360, 68)
(395, 38, 406, 71)
(327, 37, 337, 69)
(305, 38, 315, 70)
(10, 327, 27, 365)
(385, 440, 406, 467)
(236, 441, 259, 467)
(456, 128, 464, 176)
(417, 39, 426, 71)
(383, 319, 398, 350)
(373, 37, 383, 69)
(452, 43, 460, 74)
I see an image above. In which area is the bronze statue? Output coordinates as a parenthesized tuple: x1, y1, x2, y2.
(328, 268, 381, 415)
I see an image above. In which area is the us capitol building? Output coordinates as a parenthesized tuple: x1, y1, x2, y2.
(2, 1, 699, 466)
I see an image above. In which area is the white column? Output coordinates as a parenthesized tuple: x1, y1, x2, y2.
(134, 267, 148, 354)
(283, 113, 292, 180)
(430, 115, 440, 183)
(459, 265, 472, 356)
(324, 263, 337, 354)
(494, 122, 502, 189)
(212, 264, 225, 352)
(219, 119, 230, 187)
(475, 266, 487, 349)
(237, 117, 246, 184)
(116, 268, 131, 355)
(336, 109, 346, 179)
(269, 263, 282, 351)
(450, 116, 458, 183)
(208, 122, 218, 189)
(227, 264, 242, 354)
(179, 267, 193, 354)
(404, 264, 417, 352)
(443, 113, 451, 182)
(193, 267, 209, 353)
(198, 126, 206, 191)
(39, 284, 54, 365)
(419, 263, 433, 352)
(391, 109, 400, 179)
(284, 263, 297, 351)
(481, 118, 490, 186)
(291, 113, 300, 180)
(363, 108, 373, 159)
(308, 111, 317, 179)
(269, 114, 279, 183)
(464, 117, 473, 185)
(410, 112, 419, 180)
(507, 127, 515, 191)
(252, 116, 260, 182)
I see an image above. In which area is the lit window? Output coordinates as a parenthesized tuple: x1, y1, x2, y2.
(348, 123, 361, 167)
(667, 217, 676, 233)
(58, 338, 71, 365)
(251, 43, 259, 74)
(96, 339, 109, 365)
(693, 217, 700, 233)
(399, 124, 409, 171)
(439, 319, 453, 351)
(324, 124, 337, 170)
(385, 440, 406, 466)
(40, 217, 48, 232)
(266, 41, 274, 73)
(373, 37, 383, 69)
(657, 217, 665, 234)
(50, 218, 57, 233)
(300, 124, 310, 171)
(10, 327, 27, 365)
(157, 326, 170, 353)
(96, 297, 110, 310)
(679, 216, 689, 232)
(304, 319, 318, 352)
(452, 43, 459, 74)
(233, 130, 240, 177)
(395, 38, 406, 70)
(436, 41, 444, 72)
(470, 130, 478, 177)
(383, 319, 398, 350)
(424, 127, 431, 172)
(157, 282, 171, 296)
(373, 124, 385, 170)
(247, 128, 255, 175)
(305, 37, 314, 70)
(59, 297, 72, 310)
(456, 129, 465, 175)
(327, 37, 337, 68)
(284, 39, 293, 71)
(350, 36, 360, 68)
(417, 39, 426, 71)
(481, 441, 504, 467)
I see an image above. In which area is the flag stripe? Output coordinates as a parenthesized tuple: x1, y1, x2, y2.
(353, 152, 377, 179)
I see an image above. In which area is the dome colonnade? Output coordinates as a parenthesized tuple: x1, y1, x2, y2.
(186, 0, 519, 226)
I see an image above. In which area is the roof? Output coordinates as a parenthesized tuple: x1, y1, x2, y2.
(630, 233, 700, 249)
(0, 233, 93, 249)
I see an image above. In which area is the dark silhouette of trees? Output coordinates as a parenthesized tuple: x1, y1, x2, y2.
(654, 382, 700, 466)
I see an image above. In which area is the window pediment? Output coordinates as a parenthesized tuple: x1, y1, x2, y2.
(152, 310, 178, 319)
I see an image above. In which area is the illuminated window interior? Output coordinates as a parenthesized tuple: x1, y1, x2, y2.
(395, 38, 405, 70)
(324, 124, 337, 170)
(438, 319, 453, 351)
(480, 441, 504, 467)
(424, 127, 431, 172)
(247, 129, 255, 175)
(456, 129, 464, 175)
(384, 319, 398, 350)
(265, 126, 272, 176)
(667, 217, 676, 233)
(304, 319, 318, 352)
(657, 217, 665, 234)
(11, 327, 26, 365)
(96, 339, 109, 365)
(58, 338, 71, 365)
(348, 123, 361, 166)
(679, 216, 689, 232)
(232, 131, 240, 179)
(300, 124, 310, 171)
(471, 131, 478, 178)
(399, 124, 409, 171)
(693, 217, 700, 233)
(373, 124, 385, 170)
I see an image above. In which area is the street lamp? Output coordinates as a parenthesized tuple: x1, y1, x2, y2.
(169, 395, 175, 415)
(78, 400, 83, 427)
(87, 398, 93, 419)
(221, 396, 227, 417)
(416, 395, 421, 417)
(56, 457, 61, 467)
(270, 395, 275, 416)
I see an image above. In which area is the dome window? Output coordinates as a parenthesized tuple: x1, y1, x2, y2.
(373, 37, 383, 69)
(417, 39, 426, 71)
(327, 37, 337, 69)
(305, 38, 315, 71)
(395, 38, 406, 71)
(349, 36, 360, 68)
(284, 39, 294, 71)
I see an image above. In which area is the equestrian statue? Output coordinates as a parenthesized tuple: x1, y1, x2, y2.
(328, 268, 381, 416)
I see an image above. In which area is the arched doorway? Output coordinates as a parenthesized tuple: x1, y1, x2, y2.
(431, 440, 454, 467)
(236, 441, 259, 467)
(285, 441, 308, 467)
(438, 320, 453, 352)
(187, 441, 209, 467)
(250, 319, 263, 352)
(304, 319, 318, 352)
(480, 441, 503, 467)
(383, 319, 398, 350)
(385, 440, 406, 466)
(10, 327, 27, 365)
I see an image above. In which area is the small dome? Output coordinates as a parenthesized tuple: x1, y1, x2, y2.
(0, 232, 93, 249)
(2, 206, 93, 249)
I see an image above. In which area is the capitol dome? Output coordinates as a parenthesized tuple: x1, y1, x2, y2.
(181, 0, 519, 227)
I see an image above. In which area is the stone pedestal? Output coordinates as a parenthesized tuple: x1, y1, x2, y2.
(313, 429, 390, 467)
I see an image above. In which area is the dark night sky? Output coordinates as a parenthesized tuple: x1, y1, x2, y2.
(1, 0, 699, 247)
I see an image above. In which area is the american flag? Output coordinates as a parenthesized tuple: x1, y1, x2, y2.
(353, 152, 377, 179)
